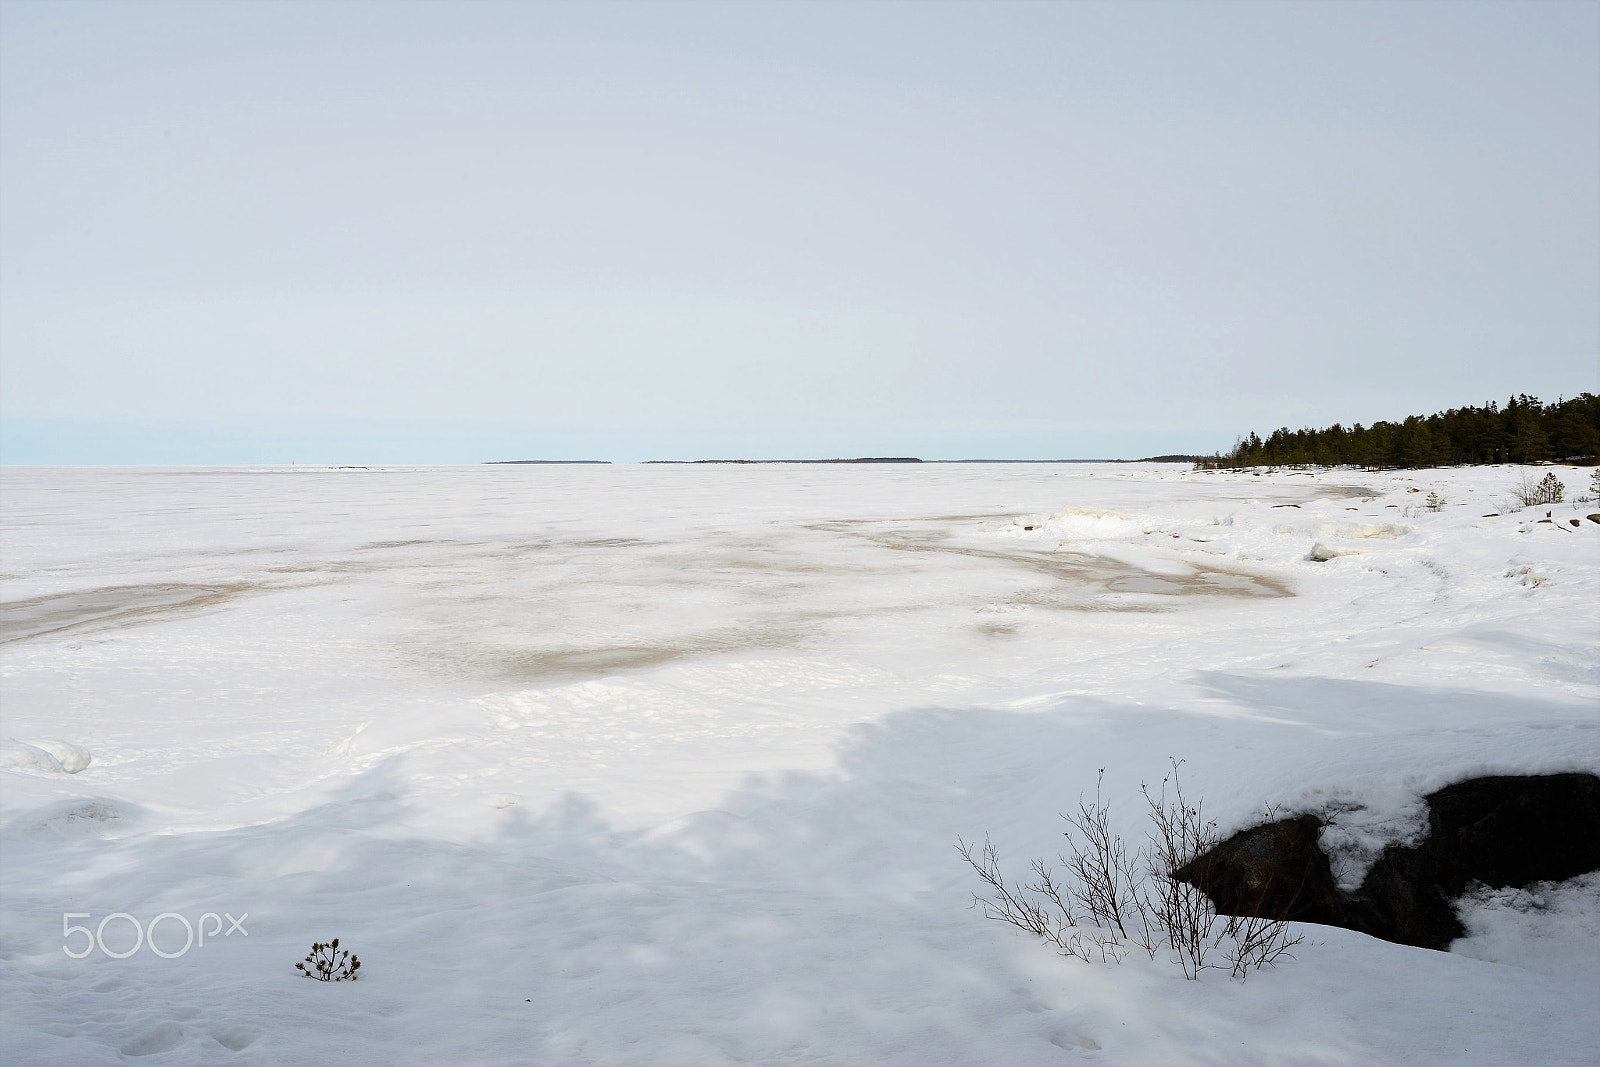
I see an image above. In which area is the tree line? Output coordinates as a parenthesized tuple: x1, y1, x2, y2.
(1196, 394, 1600, 470)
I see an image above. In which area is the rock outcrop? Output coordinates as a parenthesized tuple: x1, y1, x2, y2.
(1175, 772, 1600, 950)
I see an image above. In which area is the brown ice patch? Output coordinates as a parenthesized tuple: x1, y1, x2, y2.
(807, 520, 1291, 610)
(919, 512, 1024, 523)
(432, 624, 806, 683)
(496, 644, 684, 678)
(0, 583, 255, 644)
(976, 622, 1020, 638)
(394, 515, 1294, 685)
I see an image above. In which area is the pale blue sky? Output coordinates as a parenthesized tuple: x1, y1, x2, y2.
(2, 0, 1596, 463)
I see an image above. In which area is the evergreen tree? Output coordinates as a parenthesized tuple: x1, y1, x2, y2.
(1198, 394, 1599, 470)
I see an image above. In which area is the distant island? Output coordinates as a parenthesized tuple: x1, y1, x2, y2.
(642, 457, 1202, 465)
(487, 456, 1206, 465)
(644, 457, 923, 464)
(928, 457, 1202, 464)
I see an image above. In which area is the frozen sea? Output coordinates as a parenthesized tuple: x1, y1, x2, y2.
(2, 462, 1597, 1065)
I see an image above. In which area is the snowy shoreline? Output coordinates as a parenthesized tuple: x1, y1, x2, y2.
(3, 462, 1597, 1065)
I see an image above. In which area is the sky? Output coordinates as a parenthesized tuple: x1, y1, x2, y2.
(1, 0, 1596, 464)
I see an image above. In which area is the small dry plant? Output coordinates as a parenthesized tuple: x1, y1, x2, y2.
(958, 763, 1302, 981)
(296, 938, 361, 982)
(1508, 471, 1565, 509)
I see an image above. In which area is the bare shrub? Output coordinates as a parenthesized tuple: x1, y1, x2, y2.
(1140, 764, 1222, 978)
(1062, 772, 1144, 942)
(959, 761, 1302, 981)
(953, 835, 1127, 964)
(955, 835, 1072, 945)
(1220, 910, 1304, 981)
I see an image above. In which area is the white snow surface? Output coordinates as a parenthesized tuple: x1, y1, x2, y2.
(1, 462, 1596, 1065)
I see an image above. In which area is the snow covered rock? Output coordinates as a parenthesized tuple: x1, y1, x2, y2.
(0, 738, 90, 773)
(1180, 774, 1600, 951)
(1, 739, 62, 773)
(29, 739, 91, 773)
(1414, 773, 1600, 895)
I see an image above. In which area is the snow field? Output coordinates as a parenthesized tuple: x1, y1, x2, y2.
(1, 462, 1596, 1064)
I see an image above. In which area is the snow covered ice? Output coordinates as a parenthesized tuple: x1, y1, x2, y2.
(1, 461, 1597, 1065)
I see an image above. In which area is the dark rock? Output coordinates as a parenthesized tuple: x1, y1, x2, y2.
(1418, 773, 1600, 895)
(1353, 846, 1465, 949)
(1175, 773, 1600, 951)
(1174, 814, 1347, 927)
